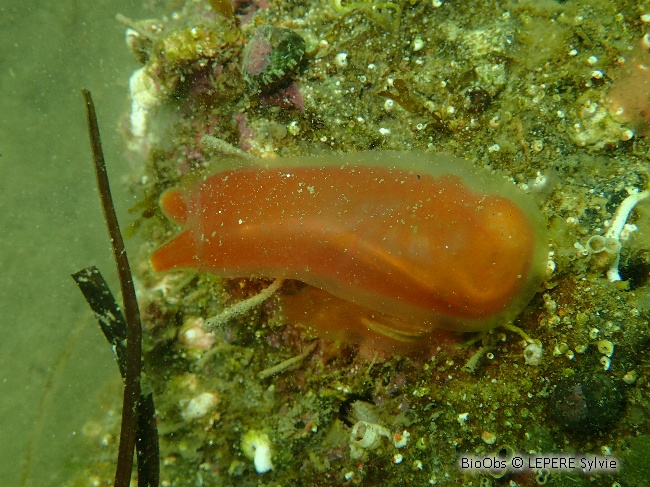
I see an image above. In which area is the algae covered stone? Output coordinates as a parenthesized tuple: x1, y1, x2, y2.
(242, 25, 305, 92)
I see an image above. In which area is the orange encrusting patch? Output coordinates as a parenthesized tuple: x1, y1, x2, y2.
(150, 151, 547, 346)
(278, 286, 459, 352)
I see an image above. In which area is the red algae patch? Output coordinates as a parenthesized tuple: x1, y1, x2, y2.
(151, 151, 547, 348)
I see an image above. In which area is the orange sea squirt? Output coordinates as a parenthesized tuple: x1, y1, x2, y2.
(150, 151, 548, 348)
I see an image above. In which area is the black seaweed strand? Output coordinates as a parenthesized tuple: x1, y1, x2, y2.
(81, 89, 148, 487)
(71, 266, 159, 486)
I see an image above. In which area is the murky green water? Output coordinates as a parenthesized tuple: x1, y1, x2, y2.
(0, 2, 146, 484)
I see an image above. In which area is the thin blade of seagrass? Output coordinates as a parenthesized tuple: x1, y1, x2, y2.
(72, 266, 160, 486)
(81, 89, 154, 487)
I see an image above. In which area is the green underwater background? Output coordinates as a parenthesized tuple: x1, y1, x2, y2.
(4, 1, 650, 486)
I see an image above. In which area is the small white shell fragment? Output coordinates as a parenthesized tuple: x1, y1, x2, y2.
(180, 327, 215, 350)
(129, 67, 164, 138)
(413, 37, 425, 51)
(393, 453, 404, 464)
(288, 120, 301, 135)
(524, 342, 543, 366)
(180, 392, 219, 420)
(574, 344, 588, 354)
(350, 421, 390, 450)
(125, 28, 141, 50)
(600, 356, 612, 371)
(393, 430, 410, 448)
(622, 370, 638, 384)
(334, 52, 348, 68)
(620, 223, 638, 241)
(598, 340, 615, 357)
(620, 128, 634, 141)
(481, 431, 497, 445)
(179, 317, 215, 351)
(457, 412, 469, 425)
(241, 430, 274, 474)
(546, 259, 556, 276)
(553, 342, 569, 357)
